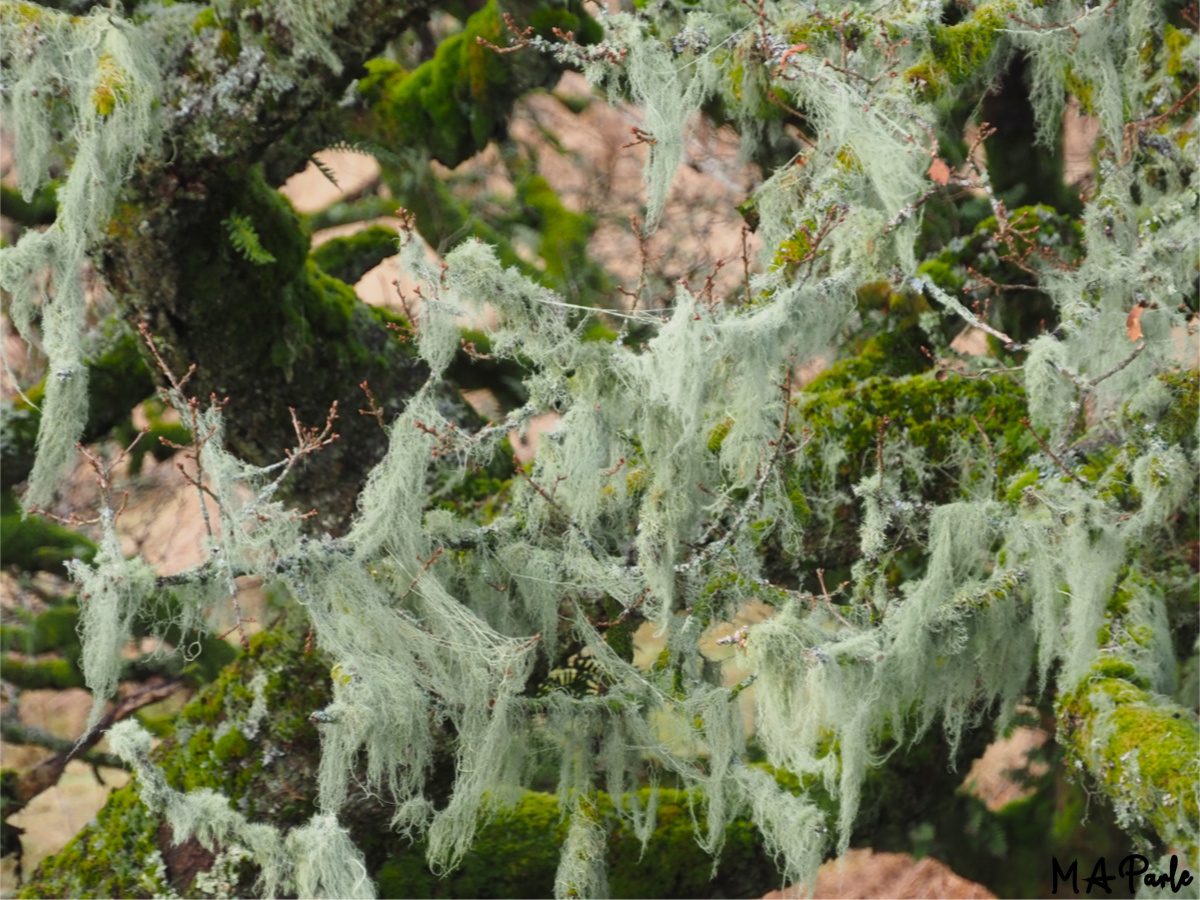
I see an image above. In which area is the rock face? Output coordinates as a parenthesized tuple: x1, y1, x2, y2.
(765, 849, 996, 900)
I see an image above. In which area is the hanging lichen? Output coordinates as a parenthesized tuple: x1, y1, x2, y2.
(2, 0, 1197, 897)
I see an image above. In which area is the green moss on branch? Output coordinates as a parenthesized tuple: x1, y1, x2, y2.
(20, 625, 779, 899)
(1057, 668, 1200, 858)
(309, 224, 398, 285)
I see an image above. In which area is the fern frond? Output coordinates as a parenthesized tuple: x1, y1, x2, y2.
(310, 155, 341, 189)
(222, 212, 277, 266)
(322, 138, 408, 172)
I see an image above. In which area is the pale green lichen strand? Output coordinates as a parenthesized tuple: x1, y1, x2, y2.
(4, 0, 1197, 895)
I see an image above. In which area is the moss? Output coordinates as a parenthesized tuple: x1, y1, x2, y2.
(91, 52, 131, 118)
(0, 605, 81, 657)
(916, 258, 965, 294)
(0, 489, 96, 575)
(104, 161, 436, 524)
(2, 327, 157, 492)
(18, 781, 171, 899)
(706, 419, 732, 453)
(0, 182, 57, 227)
(809, 328, 933, 390)
(1004, 469, 1040, 503)
(800, 370, 1032, 486)
(1087, 658, 1143, 686)
(1135, 370, 1199, 450)
(23, 628, 330, 898)
(192, 8, 219, 33)
(1057, 674, 1200, 857)
(0, 656, 84, 690)
(602, 614, 635, 663)
(776, 366, 1036, 577)
(903, 59, 948, 100)
(920, 204, 1082, 341)
(303, 194, 399, 232)
(1063, 68, 1096, 115)
(902, 0, 1021, 100)
(1163, 24, 1194, 78)
(352, 0, 611, 304)
(359, 2, 526, 168)
(1075, 444, 1140, 509)
(187, 8, 240, 65)
(309, 225, 398, 286)
(0, 585, 233, 708)
(515, 173, 610, 303)
(930, 1, 1015, 84)
(23, 622, 784, 898)
(375, 787, 780, 898)
(212, 727, 252, 764)
(786, 471, 813, 526)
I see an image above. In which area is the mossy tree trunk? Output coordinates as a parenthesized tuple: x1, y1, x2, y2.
(87, 0, 600, 526)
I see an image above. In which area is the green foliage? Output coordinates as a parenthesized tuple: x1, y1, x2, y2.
(919, 204, 1084, 341)
(358, 0, 600, 166)
(0, 580, 237, 694)
(1, 327, 158, 491)
(17, 779, 173, 900)
(0, 182, 57, 228)
(1057, 671, 1200, 856)
(222, 212, 278, 266)
(22, 626, 776, 899)
(376, 788, 776, 898)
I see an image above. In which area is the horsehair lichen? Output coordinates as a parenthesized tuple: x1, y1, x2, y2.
(7, 0, 1199, 895)
(109, 719, 374, 899)
(0, 5, 161, 510)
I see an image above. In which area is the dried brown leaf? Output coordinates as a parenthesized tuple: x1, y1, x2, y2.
(1126, 303, 1146, 342)
(928, 157, 951, 186)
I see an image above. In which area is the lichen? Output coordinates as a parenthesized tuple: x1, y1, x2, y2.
(4, 0, 1197, 892)
(1057, 671, 1200, 859)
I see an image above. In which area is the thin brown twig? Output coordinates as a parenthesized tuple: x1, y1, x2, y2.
(359, 380, 387, 432)
(11, 678, 185, 807)
(591, 588, 651, 628)
(621, 126, 658, 149)
(602, 457, 626, 477)
(969, 413, 995, 484)
(740, 224, 754, 307)
(815, 568, 854, 628)
(1020, 417, 1086, 486)
(399, 548, 444, 601)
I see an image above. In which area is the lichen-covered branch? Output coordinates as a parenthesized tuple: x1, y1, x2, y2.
(1058, 668, 1200, 859)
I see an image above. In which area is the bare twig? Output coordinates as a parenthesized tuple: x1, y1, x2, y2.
(10, 678, 185, 807)
(399, 548, 444, 601)
(969, 413, 995, 485)
(815, 568, 854, 628)
(359, 380, 387, 432)
(678, 363, 801, 573)
(591, 587, 651, 628)
(1021, 417, 1086, 486)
